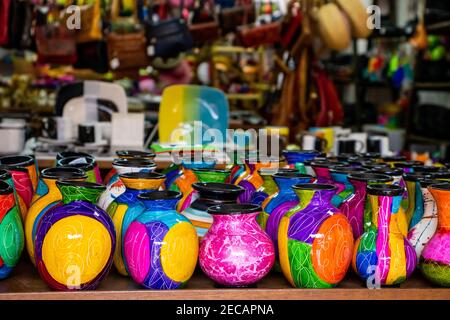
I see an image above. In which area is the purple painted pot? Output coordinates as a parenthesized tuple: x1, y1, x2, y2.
(311, 160, 347, 184)
(199, 204, 275, 287)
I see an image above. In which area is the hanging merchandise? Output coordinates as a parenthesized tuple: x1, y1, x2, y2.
(106, 0, 150, 77)
(189, 0, 219, 46)
(35, 5, 78, 65)
(316, 2, 351, 52)
(219, 0, 255, 35)
(0, 0, 11, 47)
(7, 0, 35, 50)
(72, 0, 103, 43)
(145, 0, 193, 60)
(335, 0, 372, 39)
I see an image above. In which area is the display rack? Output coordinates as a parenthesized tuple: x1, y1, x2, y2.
(0, 259, 448, 300)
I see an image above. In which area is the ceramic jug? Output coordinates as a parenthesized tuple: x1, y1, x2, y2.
(260, 172, 312, 262)
(103, 150, 155, 185)
(0, 155, 38, 193)
(124, 191, 198, 289)
(25, 167, 87, 264)
(353, 184, 417, 286)
(57, 156, 101, 184)
(175, 168, 231, 213)
(340, 173, 393, 239)
(97, 158, 156, 211)
(0, 177, 24, 279)
(278, 183, 354, 288)
(329, 167, 368, 208)
(106, 171, 165, 276)
(34, 181, 115, 290)
(168, 154, 216, 192)
(311, 160, 347, 184)
(282, 150, 320, 174)
(420, 182, 450, 287)
(404, 172, 434, 230)
(381, 156, 407, 167)
(407, 179, 442, 261)
(182, 182, 244, 238)
(0, 155, 37, 220)
(372, 166, 408, 211)
(433, 171, 450, 182)
(57, 151, 102, 185)
(251, 168, 298, 206)
(199, 204, 275, 287)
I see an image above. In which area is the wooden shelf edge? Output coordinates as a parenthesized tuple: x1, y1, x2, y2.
(0, 287, 448, 301)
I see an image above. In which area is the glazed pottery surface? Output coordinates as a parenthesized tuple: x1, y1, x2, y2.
(330, 167, 368, 208)
(0, 178, 24, 279)
(278, 184, 354, 288)
(404, 173, 434, 231)
(97, 158, 156, 211)
(199, 204, 275, 287)
(106, 172, 165, 276)
(311, 160, 347, 184)
(57, 151, 102, 185)
(34, 181, 115, 290)
(420, 183, 450, 286)
(340, 173, 393, 239)
(250, 168, 282, 206)
(0, 155, 38, 193)
(124, 191, 198, 289)
(407, 179, 441, 261)
(57, 156, 101, 184)
(282, 150, 320, 173)
(260, 172, 312, 262)
(182, 183, 244, 238)
(25, 167, 87, 264)
(353, 184, 417, 286)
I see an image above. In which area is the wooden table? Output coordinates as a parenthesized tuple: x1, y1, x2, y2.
(0, 259, 448, 300)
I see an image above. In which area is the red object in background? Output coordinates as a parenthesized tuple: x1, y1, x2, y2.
(281, 10, 303, 48)
(314, 68, 344, 127)
(0, 0, 11, 46)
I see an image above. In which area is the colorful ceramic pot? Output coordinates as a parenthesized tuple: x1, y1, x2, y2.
(0, 155, 38, 193)
(0, 178, 24, 279)
(260, 172, 312, 262)
(282, 150, 320, 174)
(57, 156, 100, 184)
(407, 179, 442, 261)
(353, 184, 416, 286)
(174, 168, 231, 213)
(432, 171, 450, 182)
(106, 172, 165, 276)
(279, 184, 354, 288)
(412, 165, 441, 174)
(311, 160, 347, 184)
(372, 166, 408, 211)
(124, 191, 198, 289)
(340, 173, 393, 239)
(329, 167, 368, 208)
(420, 183, 450, 287)
(250, 168, 298, 206)
(182, 183, 244, 238)
(25, 167, 87, 264)
(361, 162, 389, 171)
(168, 154, 216, 192)
(393, 161, 423, 173)
(97, 158, 156, 211)
(34, 181, 115, 290)
(56, 151, 102, 185)
(381, 156, 407, 167)
(104, 150, 156, 185)
(199, 204, 275, 287)
(0, 155, 36, 220)
(404, 172, 434, 231)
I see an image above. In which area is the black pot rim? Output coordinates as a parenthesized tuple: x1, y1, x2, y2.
(292, 183, 337, 191)
(112, 158, 157, 168)
(311, 160, 348, 168)
(403, 172, 433, 181)
(273, 172, 312, 179)
(258, 168, 299, 175)
(193, 182, 244, 195)
(58, 156, 95, 170)
(56, 151, 91, 160)
(0, 155, 35, 167)
(381, 156, 407, 162)
(207, 204, 261, 215)
(329, 167, 368, 175)
(367, 184, 404, 196)
(359, 152, 381, 159)
(119, 171, 165, 180)
(0, 169, 11, 181)
(393, 161, 423, 168)
(41, 167, 87, 180)
(138, 190, 182, 201)
(282, 149, 319, 155)
(370, 167, 403, 176)
(192, 168, 231, 174)
(56, 180, 106, 190)
(348, 173, 393, 183)
(116, 150, 156, 158)
(0, 180, 13, 195)
(419, 179, 446, 188)
(432, 171, 450, 179)
(412, 165, 441, 173)
(428, 182, 450, 191)
(361, 162, 389, 169)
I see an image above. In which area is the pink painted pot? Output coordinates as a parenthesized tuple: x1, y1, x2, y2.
(199, 204, 275, 287)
